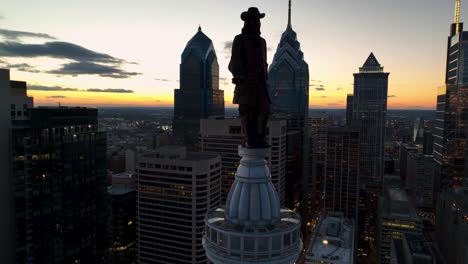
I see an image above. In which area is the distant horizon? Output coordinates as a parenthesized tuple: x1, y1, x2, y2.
(1, 0, 461, 109)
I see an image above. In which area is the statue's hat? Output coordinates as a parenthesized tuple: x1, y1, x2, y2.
(241, 7, 265, 21)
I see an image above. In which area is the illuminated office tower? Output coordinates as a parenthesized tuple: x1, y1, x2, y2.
(203, 146, 302, 263)
(377, 187, 422, 264)
(324, 128, 360, 219)
(12, 105, 108, 263)
(137, 146, 221, 264)
(199, 119, 287, 204)
(173, 26, 224, 149)
(434, 0, 468, 188)
(268, 0, 310, 211)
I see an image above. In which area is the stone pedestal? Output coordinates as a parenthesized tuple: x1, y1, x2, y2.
(203, 146, 302, 264)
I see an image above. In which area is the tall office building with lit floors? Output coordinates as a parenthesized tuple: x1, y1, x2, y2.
(203, 147, 302, 263)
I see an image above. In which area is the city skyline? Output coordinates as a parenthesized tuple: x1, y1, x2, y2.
(0, 0, 462, 109)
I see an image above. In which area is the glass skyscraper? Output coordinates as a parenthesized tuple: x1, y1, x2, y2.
(268, 0, 310, 213)
(173, 26, 225, 150)
(351, 53, 389, 186)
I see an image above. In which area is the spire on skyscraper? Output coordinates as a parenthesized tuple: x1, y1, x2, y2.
(455, 0, 461, 33)
(288, 0, 292, 28)
(198, 24, 202, 32)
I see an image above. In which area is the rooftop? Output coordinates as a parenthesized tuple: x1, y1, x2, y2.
(306, 213, 354, 264)
(141, 146, 219, 161)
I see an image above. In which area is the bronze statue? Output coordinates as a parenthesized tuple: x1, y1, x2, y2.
(229, 7, 271, 149)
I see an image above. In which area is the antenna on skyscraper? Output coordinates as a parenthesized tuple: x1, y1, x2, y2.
(456, 0, 461, 33)
(288, 0, 292, 28)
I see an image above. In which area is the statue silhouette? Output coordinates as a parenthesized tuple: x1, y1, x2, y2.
(229, 7, 271, 148)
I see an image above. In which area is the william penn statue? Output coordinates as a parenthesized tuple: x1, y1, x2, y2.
(229, 7, 271, 149)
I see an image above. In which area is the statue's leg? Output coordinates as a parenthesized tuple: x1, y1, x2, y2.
(257, 97, 271, 147)
(240, 104, 256, 147)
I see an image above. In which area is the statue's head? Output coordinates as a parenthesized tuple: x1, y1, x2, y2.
(241, 7, 265, 35)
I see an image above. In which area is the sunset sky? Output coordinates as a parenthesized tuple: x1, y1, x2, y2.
(0, 0, 463, 109)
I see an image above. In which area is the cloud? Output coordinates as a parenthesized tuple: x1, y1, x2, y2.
(0, 15, 4, 20)
(28, 85, 79, 91)
(46, 95, 67, 99)
(336, 87, 344, 90)
(328, 102, 343, 106)
(0, 29, 56, 41)
(0, 41, 122, 63)
(315, 87, 326, 91)
(388, 95, 397, 98)
(0, 61, 40, 73)
(320, 96, 328, 98)
(87, 88, 133, 93)
(48, 62, 140, 79)
(224, 41, 233, 52)
(155, 78, 170, 82)
(28, 84, 133, 93)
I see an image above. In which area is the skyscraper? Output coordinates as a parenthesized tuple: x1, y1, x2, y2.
(12, 106, 108, 263)
(173, 26, 224, 149)
(199, 119, 287, 204)
(324, 128, 360, 219)
(137, 146, 221, 264)
(269, 0, 309, 131)
(307, 112, 328, 221)
(351, 52, 389, 185)
(352, 53, 389, 258)
(268, 0, 310, 213)
(434, 0, 468, 188)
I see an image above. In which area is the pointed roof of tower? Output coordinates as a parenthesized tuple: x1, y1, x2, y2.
(288, 0, 292, 29)
(181, 25, 216, 61)
(362, 53, 381, 68)
(359, 52, 384, 73)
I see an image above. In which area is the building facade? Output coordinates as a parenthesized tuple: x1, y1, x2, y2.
(173, 26, 224, 149)
(137, 146, 221, 264)
(12, 105, 109, 263)
(406, 153, 435, 209)
(199, 119, 287, 204)
(435, 185, 468, 264)
(351, 52, 389, 186)
(109, 185, 137, 264)
(377, 188, 423, 264)
(324, 128, 360, 219)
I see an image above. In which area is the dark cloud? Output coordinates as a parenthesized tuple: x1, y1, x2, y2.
(28, 85, 79, 91)
(388, 95, 397, 98)
(315, 87, 326, 91)
(46, 95, 67, 99)
(0, 29, 56, 41)
(336, 87, 344, 90)
(87, 88, 133, 93)
(0, 41, 122, 63)
(0, 61, 39, 73)
(48, 62, 140, 79)
(320, 96, 328, 98)
(328, 102, 343, 106)
(29, 85, 133, 93)
(155, 78, 170, 82)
